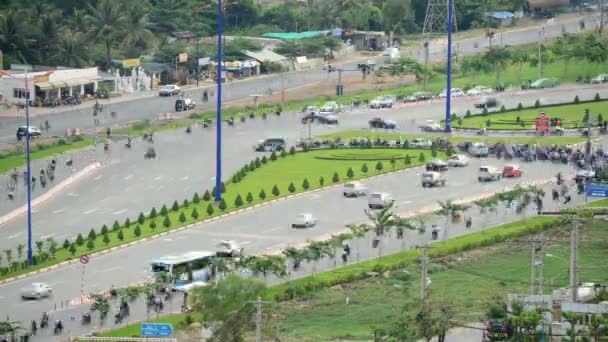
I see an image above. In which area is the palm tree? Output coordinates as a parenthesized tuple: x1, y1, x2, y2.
(86, 0, 127, 68)
(0, 9, 33, 63)
(283, 246, 305, 271)
(437, 200, 470, 223)
(55, 28, 89, 67)
(4, 249, 12, 269)
(247, 255, 286, 279)
(304, 240, 331, 275)
(0, 320, 24, 341)
(364, 203, 425, 256)
(16, 244, 24, 261)
(121, 3, 156, 58)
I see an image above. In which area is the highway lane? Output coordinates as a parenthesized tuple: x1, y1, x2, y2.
(0, 147, 576, 327)
(0, 84, 604, 252)
(0, 13, 596, 145)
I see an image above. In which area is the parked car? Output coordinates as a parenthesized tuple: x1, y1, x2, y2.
(343, 182, 368, 197)
(175, 98, 196, 112)
(421, 171, 446, 187)
(474, 97, 498, 109)
(410, 138, 432, 148)
(21, 282, 52, 299)
(425, 159, 449, 172)
(438, 88, 465, 98)
(320, 101, 339, 112)
(16, 126, 41, 140)
(591, 74, 608, 84)
(369, 96, 395, 109)
(469, 142, 489, 157)
(369, 117, 397, 129)
(301, 112, 339, 124)
(478, 165, 502, 182)
(466, 85, 493, 96)
(368, 192, 394, 209)
(292, 213, 317, 228)
(502, 164, 523, 177)
(447, 154, 469, 167)
(419, 120, 443, 132)
(158, 84, 181, 96)
(216, 240, 243, 257)
(529, 78, 559, 89)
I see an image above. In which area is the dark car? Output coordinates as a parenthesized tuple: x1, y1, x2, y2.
(302, 113, 339, 125)
(474, 97, 498, 109)
(16, 126, 41, 140)
(369, 117, 397, 129)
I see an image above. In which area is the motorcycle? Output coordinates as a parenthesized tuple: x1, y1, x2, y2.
(82, 312, 91, 325)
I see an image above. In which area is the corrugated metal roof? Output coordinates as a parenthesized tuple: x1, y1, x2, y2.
(262, 30, 329, 40)
(244, 50, 287, 63)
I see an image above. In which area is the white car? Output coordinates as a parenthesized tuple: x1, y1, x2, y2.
(410, 138, 433, 148)
(466, 85, 493, 96)
(447, 155, 469, 167)
(369, 96, 395, 109)
(343, 182, 368, 197)
(368, 192, 394, 209)
(591, 74, 608, 84)
(420, 120, 443, 132)
(478, 166, 502, 182)
(21, 282, 52, 299)
(292, 213, 317, 228)
(216, 240, 243, 257)
(438, 88, 464, 98)
(158, 84, 180, 96)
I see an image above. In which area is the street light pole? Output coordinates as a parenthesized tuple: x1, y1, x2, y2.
(215, 0, 224, 202)
(24, 68, 33, 265)
(445, 0, 454, 133)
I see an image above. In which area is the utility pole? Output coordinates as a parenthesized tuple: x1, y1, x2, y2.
(417, 244, 431, 302)
(528, 240, 546, 295)
(570, 220, 579, 302)
(423, 41, 429, 91)
(248, 296, 273, 342)
(600, 0, 605, 38)
(538, 25, 544, 79)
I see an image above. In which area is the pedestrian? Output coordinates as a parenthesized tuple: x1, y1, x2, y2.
(31, 320, 37, 335)
(552, 189, 559, 201)
(465, 216, 472, 228)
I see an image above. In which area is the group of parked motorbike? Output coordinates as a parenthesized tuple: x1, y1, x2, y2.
(42, 96, 81, 107)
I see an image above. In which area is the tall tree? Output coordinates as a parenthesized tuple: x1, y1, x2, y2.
(483, 46, 511, 84)
(86, 0, 127, 67)
(0, 9, 32, 63)
(122, 3, 156, 57)
(55, 28, 89, 67)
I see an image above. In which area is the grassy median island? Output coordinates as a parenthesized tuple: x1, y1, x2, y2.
(0, 136, 95, 174)
(0, 147, 442, 281)
(456, 99, 608, 130)
(319, 130, 587, 146)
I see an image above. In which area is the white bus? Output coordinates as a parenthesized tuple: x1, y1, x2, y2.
(150, 251, 216, 292)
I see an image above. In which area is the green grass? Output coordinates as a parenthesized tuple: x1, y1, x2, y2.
(113, 119, 193, 136)
(319, 129, 587, 145)
(98, 313, 203, 338)
(0, 137, 95, 174)
(271, 220, 608, 341)
(0, 148, 439, 281)
(457, 100, 608, 130)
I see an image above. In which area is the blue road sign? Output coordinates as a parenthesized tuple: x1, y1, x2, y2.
(587, 181, 608, 198)
(141, 323, 174, 337)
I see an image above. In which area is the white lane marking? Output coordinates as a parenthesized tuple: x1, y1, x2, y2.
(48, 281, 65, 287)
(181, 176, 190, 181)
(155, 176, 162, 181)
(68, 192, 78, 197)
(155, 186, 164, 192)
(53, 208, 66, 214)
(262, 227, 283, 234)
(84, 208, 98, 215)
(400, 201, 411, 204)
(240, 241, 252, 245)
(113, 209, 127, 215)
(94, 175, 103, 181)
(124, 174, 134, 181)
(40, 233, 56, 239)
(97, 266, 121, 273)
(307, 194, 321, 200)
(8, 232, 23, 239)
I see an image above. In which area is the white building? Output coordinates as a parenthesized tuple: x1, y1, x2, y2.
(0, 67, 100, 106)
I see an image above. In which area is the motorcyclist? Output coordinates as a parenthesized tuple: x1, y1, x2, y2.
(31, 320, 37, 335)
(556, 172, 562, 185)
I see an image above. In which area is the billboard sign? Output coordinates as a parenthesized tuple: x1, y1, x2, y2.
(587, 180, 608, 197)
(178, 53, 188, 63)
(122, 58, 141, 68)
(535, 111, 550, 133)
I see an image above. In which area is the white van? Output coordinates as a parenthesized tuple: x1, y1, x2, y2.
(421, 171, 446, 187)
(368, 192, 394, 209)
(343, 182, 368, 197)
(478, 165, 502, 182)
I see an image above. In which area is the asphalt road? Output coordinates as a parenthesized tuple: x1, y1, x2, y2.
(0, 149, 578, 338)
(0, 84, 605, 253)
(0, 13, 596, 146)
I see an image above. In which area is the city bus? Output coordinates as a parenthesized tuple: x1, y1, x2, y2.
(150, 251, 216, 292)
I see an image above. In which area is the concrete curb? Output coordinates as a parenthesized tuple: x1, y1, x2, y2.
(0, 162, 102, 227)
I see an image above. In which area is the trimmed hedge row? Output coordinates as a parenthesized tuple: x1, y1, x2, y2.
(268, 215, 560, 301)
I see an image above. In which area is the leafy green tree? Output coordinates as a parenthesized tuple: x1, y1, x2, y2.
(86, 239, 95, 250)
(302, 178, 310, 190)
(76, 233, 84, 245)
(163, 215, 171, 228)
(171, 200, 179, 212)
(88, 229, 97, 241)
(182, 199, 189, 208)
(179, 212, 186, 223)
(346, 167, 354, 178)
(246, 192, 254, 203)
(137, 212, 146, 224)
(124, 218, 131, 228)
(190, 274, 267, 342)
(192, 192, 201, 203)
(69, 244, 77, 255)
(234, 194, 244, 207)
(483, 46, 512, 83)
(203, 190, 211, 201)
(191, 207, 199, 219)
(103, 233, 110, 245)
(149, 207, 157, 219)
(375, 161, 383, 172)
(418, 153, 426, 163)
(259, 189, 266, 199)
(160, 205, 168, 216)
(404, 154, 412, 165)
(272, 184, 280, 196)
(117, 229, 124, 241)
(288, 182, 296, 193)
(149, 221, 156, 231)
(319, 176, 325, 186)
(85, 0, 127, 67)
(206, 203, 215, 216)
(120, 2, 155, 57)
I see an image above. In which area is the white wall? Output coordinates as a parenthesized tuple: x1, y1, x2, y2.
(49, 67, 98, 82)
(0, 76, 36, 104)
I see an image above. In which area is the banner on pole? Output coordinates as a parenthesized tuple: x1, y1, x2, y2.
(198, 57, 210, 66)
(178, 53, 188, 63)
(0, 50, 3, 70)
(122, 58, 141, 68)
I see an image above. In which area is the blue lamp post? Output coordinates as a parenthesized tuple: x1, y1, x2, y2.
(445, 0, 454, 133)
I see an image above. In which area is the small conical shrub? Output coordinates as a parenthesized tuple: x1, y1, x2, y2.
(332, 172, 340, 183)
(261, 156, 268, 164)
(218, 199, 227, 211)
(101, 225, 108, 235)
(270, 152, 278, 161)
(163, 216, 171, 228)
(160, 205, 168, 216)
(86, 239, 94, 250)
(272, 184, 280, 196)
(117, 229, 124, 241)
(234, 194, 244, 207)
(137, 213, 146, 224)
(191, 208, 199, 219)
(192, 192, 201, 203)
(124, 218, 131, 228)
(346, 167, 354, 178)
(517, 103, 523, 110)
(134, 225, 141, 237)
(88, 229, 97, 241)
(206, 203, 214, 216)
(375, 161, 383, 172)
(246, 192, 254, 203)
(404, 155, 412, 165)
(112, 220, 120, 231)
(259, 189, 266, 199)
(534, 99, 541, 108)
(149, 208, 157, 219)
(149, 221, 156, 231)
(288, 182, 296, 193)
(69, 244, 77, 255)
(289, 146, 296, 155)
(418, 152, 426, 162)
(574, 95, 580, 104)
(280, 149, 288, 158)
(103, 233, 110, 244)
(255, 157, 262, 167)
(302, 178, 310, 190)
(594, 93, 601, 101)
(63, 239, 70, 249)
(171, 200, 179, 212)
(203, 190, 211, 201)
(361, 163, 368, 173)
(179, 212, 186, 223)
(183, 199, 189, 208)
(76, 233, 84, 246)
(319, 176, 325, 186)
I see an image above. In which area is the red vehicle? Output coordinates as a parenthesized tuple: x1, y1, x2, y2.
(502, 164, 522, 177)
